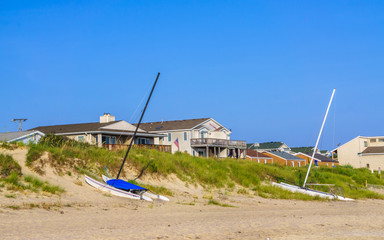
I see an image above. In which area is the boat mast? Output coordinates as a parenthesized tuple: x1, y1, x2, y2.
(116, 72, 160, 179)
(303, 89, 336, 188)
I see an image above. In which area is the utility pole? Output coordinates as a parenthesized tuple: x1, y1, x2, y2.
(12, 119, 27, 132)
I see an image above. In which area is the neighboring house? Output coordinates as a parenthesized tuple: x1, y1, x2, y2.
(295, 152, 339, 167)
(0, 130, 45, 144)
(30, 114, 167, 150)
(332, 136, 384, 170)
(245, 149, 273, 164)
(137, 118, 247, 158)
(290, 147, 320, 154)
(248, 142, 290, 152)
(320, 150, 331, 157)
(262, 151, 306, 167)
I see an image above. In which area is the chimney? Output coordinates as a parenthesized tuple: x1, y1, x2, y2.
(100, 113, 115, 123)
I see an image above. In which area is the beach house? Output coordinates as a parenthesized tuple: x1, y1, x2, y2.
(295, 152, 339, 167)
(332, 136, 384, 170)
(0, 130, 45, 144)
(31, 114, 168, 151)
(245, 149, 273, 164)
(247, 142, 291, 152)
(262, 151, 306, 167)
(136, 118, 247, 158)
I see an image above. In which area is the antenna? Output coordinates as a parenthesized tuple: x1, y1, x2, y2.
(12, 119, 27, 132)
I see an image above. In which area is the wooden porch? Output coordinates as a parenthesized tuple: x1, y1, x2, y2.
(103, 143, 172, 152)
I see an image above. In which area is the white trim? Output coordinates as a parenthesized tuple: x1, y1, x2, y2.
(7, 130, 45, 142)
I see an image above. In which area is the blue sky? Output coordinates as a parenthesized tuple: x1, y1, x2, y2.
(1, 1, 383, 150)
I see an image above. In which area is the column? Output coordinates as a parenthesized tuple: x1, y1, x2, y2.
(98, 133, 102, 148)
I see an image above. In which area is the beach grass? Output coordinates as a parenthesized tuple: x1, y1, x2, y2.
(25, 135, 384, 200)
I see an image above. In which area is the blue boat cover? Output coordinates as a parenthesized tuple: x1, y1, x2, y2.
(107, 179, 147, 191)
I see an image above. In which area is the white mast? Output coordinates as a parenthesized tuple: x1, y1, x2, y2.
(303, 89, 336, 188)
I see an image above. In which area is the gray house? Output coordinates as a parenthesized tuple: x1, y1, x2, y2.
(0, 130, 45, 144)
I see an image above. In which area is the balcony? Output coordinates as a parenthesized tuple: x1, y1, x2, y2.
(191, 138, 247, 149)
(103, 143, 172, 152)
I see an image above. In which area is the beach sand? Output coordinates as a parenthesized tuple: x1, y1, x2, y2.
(1, 148, 384, 239)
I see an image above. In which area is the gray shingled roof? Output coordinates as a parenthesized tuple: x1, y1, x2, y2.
(362, 147, 384, 154)
(0, 130, 41, 142)
(30, 121, 122, 134)
(300, 152, 339, 163)
(136, 118, 210, 132)
(267, 151, 304, 161)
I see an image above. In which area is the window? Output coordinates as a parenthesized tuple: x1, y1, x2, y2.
(257, 159, 260, 163)
(168, 133, 171, 142)
(78, 136, 84, 142)
(184, 132, 187, 141)
(291, 162, 294, 167)
(379, 139, 384, 142)
(370, 139, 377, 143)
(298, 162, 300, 167)
(264, 159, 267, 164)
(200, 131, 208, 138)
(367, 164, 370, 169)
(364, 141, 368, 147)
(137, 138, 150, 145)
(111, 137, 116, 144)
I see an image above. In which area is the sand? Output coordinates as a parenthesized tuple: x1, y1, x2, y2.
(1, 148, 384, 239)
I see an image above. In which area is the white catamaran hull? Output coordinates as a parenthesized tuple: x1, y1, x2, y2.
(85, 175, 153, 201)
(272, 182, 354, 201)
(102, 175, 170, 202)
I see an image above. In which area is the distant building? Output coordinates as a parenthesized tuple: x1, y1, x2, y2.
(245, 149, 273, 164)
(0, 130, 45, 144)
(247, 142, 290, 152)
(332, 136, 384, 170)
(137, 118, 246, 158)
(262, 151, 306, 167)
(290, 147, 331, 157)
(295, 152, 339, 167)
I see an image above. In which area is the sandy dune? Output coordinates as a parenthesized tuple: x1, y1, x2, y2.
(1, 148, 384, 239)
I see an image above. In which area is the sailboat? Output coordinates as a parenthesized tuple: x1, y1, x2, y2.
(272, 89, 353, 201)
(85, 72, 169, 202)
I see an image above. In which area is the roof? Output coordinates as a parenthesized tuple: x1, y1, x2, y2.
(246, 149, 272, 159)
(290, 147, 315, 153)
(0, 130, 43, 142)
(248, 142, 286, 150)
(298, 152, 339, 163)
(265, 151, 304, 161)
(362, 146, 384, 154)
(29, 121, 151, 135)
(136, 118, 211, 132)
(31, 121, 120, 134)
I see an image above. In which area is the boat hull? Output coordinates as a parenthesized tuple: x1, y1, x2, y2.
(85, 175, 152, 201)
(102, 175, 170, 201)
(272, 182, 354, 201)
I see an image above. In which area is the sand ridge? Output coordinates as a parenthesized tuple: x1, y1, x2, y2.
(1, 148, 384, 239)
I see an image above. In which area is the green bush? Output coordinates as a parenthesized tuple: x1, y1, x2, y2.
(0, 153, 22, 177)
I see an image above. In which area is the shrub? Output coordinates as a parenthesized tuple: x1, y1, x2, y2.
(0, 154, 22, 177)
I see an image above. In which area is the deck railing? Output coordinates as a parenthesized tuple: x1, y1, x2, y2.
(190, 138, 246, 149)
(103, 143, 172, 152)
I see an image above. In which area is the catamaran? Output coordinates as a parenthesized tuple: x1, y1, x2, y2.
(85, 72, 169, 202)
(272, 89, 353, 201)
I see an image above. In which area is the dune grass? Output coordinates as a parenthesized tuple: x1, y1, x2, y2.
(0, 153, 22, 178)
(25, 135, 384, 200)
